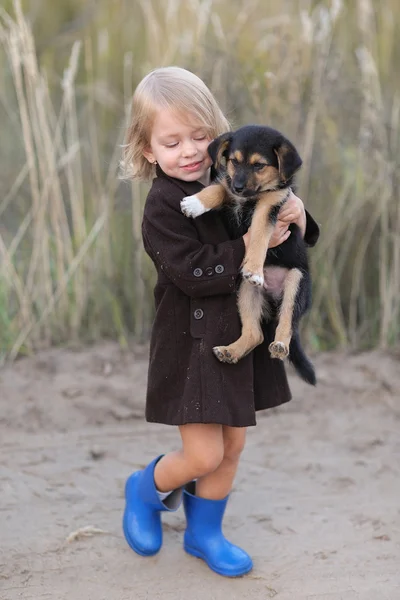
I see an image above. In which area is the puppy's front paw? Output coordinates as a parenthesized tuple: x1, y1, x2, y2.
(213, 345, 239, 364)
(241, 266, 264, 287)
(181, 195, 209, 218)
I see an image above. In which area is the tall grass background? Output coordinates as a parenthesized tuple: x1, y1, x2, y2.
(1, 0, 399, 363)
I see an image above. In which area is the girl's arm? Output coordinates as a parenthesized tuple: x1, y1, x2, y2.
(142, 186, 245, 299)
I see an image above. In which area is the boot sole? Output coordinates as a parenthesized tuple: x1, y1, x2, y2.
(184, 544, 253, 577)
(123, 510, 161, 557)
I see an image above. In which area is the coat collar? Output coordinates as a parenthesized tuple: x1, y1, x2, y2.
(155, 164, 211, 196)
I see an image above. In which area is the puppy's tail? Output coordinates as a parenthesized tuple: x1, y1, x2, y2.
(289, 331, 316, 386)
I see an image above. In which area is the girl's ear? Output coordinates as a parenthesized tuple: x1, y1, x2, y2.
(207, 132, 232, 168)
(143, 146, 156, 164)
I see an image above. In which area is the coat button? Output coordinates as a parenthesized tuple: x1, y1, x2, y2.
(194, 308, 204, 320)
(193, 268, 203, 277)
(215, 264, 224, 274)
(205, 266, 214, 276)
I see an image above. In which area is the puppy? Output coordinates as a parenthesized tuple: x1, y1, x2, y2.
(181, 125, 316, 385)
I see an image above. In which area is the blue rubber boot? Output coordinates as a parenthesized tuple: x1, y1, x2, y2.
(183, 482, 253, 577)
(123, 456, 182, 556)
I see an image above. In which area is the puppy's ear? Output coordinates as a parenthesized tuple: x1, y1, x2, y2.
(207, 132, 232, 168)
(274, 140, 302, 183)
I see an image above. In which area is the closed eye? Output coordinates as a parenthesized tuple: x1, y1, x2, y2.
(253, 162, 267, 170)
(229, 157, 239, 166)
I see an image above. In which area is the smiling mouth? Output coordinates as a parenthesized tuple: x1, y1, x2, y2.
(182, 161, 202, 169)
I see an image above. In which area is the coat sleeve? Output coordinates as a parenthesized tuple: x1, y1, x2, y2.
(304, 210, 320, 247)
(142, 185, 245, 299)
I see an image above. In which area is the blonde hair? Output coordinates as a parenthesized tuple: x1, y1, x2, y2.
(120, 66, 230, 181)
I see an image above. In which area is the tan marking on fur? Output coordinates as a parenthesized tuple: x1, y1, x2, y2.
(193, 183, 226, 210)
(213, 283, 264, 362)
(233, 150, 244, 162)
(255, 165, 280, 190)
(249, 153, 267, 165)
(213, 187, 294, 364)
(274, 268, 303, 349)
(227, 160, 235, 179)
(214, 139, 230, 169)
(245, 172, 258, 193)
(226, 154, 278, 194)
(242, 189, 288, 279)
(274, 144, 291, 182)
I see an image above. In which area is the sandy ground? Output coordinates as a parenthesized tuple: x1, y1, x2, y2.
(1, 341, 400, 600)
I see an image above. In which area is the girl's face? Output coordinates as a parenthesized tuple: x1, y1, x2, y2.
(143, 108, 212, 184)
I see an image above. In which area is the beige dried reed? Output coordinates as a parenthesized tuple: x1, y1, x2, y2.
(1, 0, 400, 360)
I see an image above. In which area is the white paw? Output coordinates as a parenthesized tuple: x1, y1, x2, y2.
(242, 269, 264, 287)
(181, 195, 209, 218)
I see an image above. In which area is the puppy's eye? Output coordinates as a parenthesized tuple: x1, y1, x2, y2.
(229, 157, 238, 166)
(253, 163, 266, 170)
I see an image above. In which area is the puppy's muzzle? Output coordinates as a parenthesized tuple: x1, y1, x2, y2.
(232, 182, 244, 194)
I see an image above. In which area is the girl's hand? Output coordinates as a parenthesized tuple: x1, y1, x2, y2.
(277, 191, 306, 237)
(268, 222, 291, 248)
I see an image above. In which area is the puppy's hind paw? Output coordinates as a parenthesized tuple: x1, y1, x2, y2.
(269, 341, 289, 360)
(181, 195, 209, 218)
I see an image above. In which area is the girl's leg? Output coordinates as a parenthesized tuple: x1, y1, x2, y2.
(154, 423, 225, 492)
(182, 425, 252, 577)
(195, 425, 246, 499)
(123, 423, 224, 557)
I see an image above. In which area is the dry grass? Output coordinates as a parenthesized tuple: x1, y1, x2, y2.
(1, 0, 399, 362)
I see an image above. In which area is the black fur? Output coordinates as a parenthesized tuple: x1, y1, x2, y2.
(211, 125, 316, 385)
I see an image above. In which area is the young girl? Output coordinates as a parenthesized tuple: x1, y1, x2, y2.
(120, 66, 319, 577)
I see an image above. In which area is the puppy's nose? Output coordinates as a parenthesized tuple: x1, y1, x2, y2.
(232, 183, 244, 193)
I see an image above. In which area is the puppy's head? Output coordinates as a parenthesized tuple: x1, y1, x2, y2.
(208, 126, 302, 200)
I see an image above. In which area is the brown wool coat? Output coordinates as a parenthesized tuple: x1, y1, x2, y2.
(141, 166, 320, 427)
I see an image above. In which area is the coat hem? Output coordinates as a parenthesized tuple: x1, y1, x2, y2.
(145, 416, 256, 427)
(145, 394, 292, 428)
(255, 393, 292, 413)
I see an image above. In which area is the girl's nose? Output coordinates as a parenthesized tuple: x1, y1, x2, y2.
(181, 141, 197, 157)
